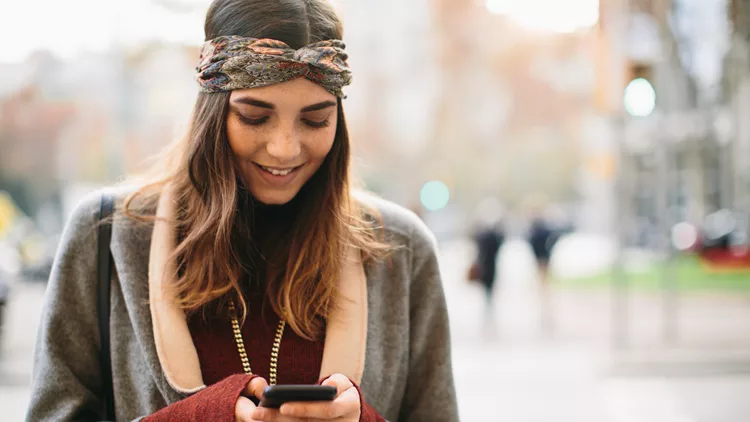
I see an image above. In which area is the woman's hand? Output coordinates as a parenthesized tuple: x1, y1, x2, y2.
(235, 377, 270, 422)
(251, 373, 361, 421)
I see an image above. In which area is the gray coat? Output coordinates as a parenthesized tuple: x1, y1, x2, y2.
(26, 190, 458, 422)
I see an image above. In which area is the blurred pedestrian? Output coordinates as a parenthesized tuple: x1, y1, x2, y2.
(474, 222, 505, 311)
(26, 1, 458, 421)
(469, 198, 505, 332)
(526, 208, 564, 333)
(528, 214, 554, 286)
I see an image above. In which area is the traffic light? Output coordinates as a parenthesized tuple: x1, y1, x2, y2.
(623, 62, 656, 117)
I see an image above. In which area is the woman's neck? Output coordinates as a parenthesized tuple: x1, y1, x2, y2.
(239, 190, 300, 231)
(234, 188, 302, 282)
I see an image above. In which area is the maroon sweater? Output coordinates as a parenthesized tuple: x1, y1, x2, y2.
(143, 284, 384, 421)
(188, 283, 326, 386)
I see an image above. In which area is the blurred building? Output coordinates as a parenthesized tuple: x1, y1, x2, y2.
(339, 0, 440, 203)
(341, 0, 610, 235)
(594, 0, 749, 249)
(725, 0, 750, 239)
(0, 42, 199, 229)
(3, 0, 745, 242)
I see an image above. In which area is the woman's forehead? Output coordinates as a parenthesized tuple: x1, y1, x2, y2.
(229, 78, 335, 110)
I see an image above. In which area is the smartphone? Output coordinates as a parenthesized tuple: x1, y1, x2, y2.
(259, 385, 337, 408)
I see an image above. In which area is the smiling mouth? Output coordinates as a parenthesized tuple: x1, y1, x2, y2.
(254, 163, 303, 176)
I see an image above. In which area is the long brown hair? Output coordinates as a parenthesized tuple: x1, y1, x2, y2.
(124, 0, 387, 340)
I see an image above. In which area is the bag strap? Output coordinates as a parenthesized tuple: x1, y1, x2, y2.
(97, 194, 115, 421)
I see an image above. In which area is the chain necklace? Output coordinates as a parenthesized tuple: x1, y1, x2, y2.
(228, 299, 286, 385)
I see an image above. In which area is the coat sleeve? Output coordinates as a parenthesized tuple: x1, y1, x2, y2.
(25, 192, 125, 421)
(25, 193, 254, 422)
(397, 219, 459, 422)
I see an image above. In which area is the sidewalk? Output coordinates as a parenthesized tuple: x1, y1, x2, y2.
(0, 279, 43, 422)
(442, 238, 750, 421)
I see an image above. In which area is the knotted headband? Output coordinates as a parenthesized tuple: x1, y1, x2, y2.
(196, 35, 352, 98)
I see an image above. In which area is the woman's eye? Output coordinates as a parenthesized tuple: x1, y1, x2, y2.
(237, 114, 269, 126)
(302, 118, 330, 128)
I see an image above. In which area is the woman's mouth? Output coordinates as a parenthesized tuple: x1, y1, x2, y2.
(258, 164, 298, 176)
(253, 163, 304, 186)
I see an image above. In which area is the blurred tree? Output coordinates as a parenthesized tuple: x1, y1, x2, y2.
(0, 85, 75, 216)
(731, 0, 750, 48)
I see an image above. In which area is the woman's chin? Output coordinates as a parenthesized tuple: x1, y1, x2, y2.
(248, 187, 299, 205)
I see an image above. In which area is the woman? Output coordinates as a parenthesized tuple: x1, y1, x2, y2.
(473, 223, 504, 309)
(469, 198, 504, 310)
(527, 210, 562, 333)
(528, 216, 553, 283)
(26, 0, 458, 421)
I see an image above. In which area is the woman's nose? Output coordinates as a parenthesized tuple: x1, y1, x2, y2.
(265, 127, 301, 162)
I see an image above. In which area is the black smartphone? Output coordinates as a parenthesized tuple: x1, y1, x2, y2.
(259, 385, 337, 408)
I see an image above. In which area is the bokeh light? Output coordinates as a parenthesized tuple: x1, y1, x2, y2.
(420, 181, 451, 211)
(623, 77, 656, 117)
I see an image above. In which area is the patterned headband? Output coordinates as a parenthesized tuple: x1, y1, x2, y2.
(196, 35, 352, 98)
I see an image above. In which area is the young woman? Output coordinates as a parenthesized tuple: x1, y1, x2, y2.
(26, 0, 458, 421)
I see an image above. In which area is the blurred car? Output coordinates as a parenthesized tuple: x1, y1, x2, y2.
(0, 190, 60, 283)
(694, 210, 750, 270)
(18, 233, 59, 283)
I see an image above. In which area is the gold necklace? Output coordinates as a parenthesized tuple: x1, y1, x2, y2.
(228, 299, 286, 385)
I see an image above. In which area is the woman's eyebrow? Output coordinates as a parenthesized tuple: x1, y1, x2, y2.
(301, 100, 337, 113)
(231, 97, 275, 109)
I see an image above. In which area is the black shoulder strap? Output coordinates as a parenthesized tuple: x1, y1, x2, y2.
(97, 194, 115, 421)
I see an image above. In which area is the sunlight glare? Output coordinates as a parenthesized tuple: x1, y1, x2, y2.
(485, 0, 599, 33)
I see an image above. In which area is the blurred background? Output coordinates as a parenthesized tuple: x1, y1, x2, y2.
(2, 0, 750, 420)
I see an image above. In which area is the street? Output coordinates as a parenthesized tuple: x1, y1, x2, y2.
(2, 239, 750, 421)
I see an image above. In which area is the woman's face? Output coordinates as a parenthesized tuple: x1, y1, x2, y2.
(227, 78, 338, 205)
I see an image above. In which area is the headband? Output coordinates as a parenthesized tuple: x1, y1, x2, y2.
(196, 35, 352, 98)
